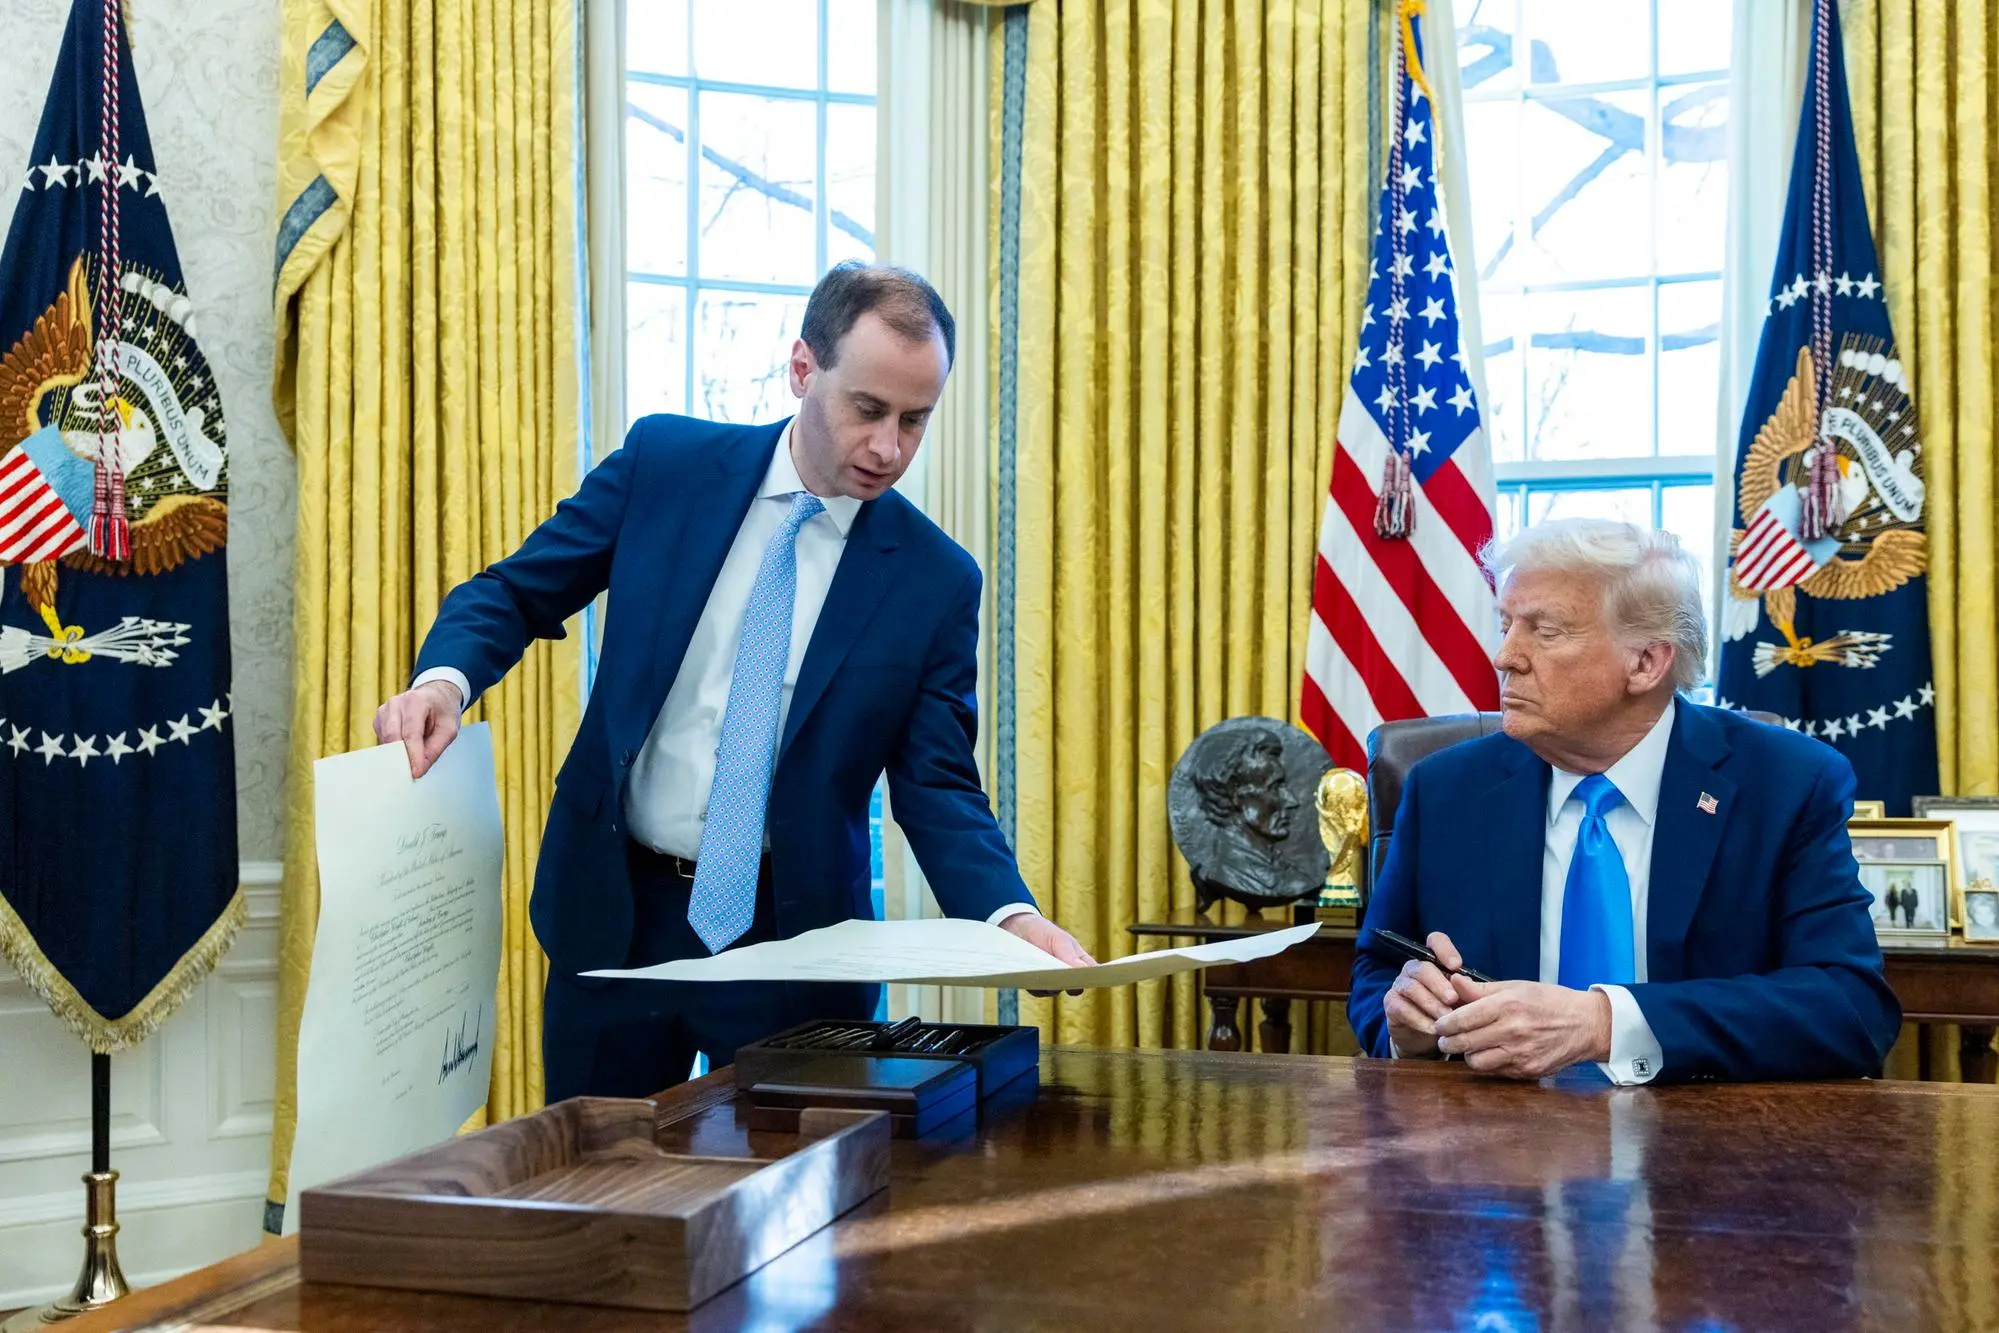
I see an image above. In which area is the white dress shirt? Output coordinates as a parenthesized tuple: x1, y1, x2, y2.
(1541, 699, 1674, 1086)
(417, 422, 1036, 927)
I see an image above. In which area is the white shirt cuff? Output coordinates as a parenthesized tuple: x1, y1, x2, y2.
(1593, 984, 1664, 1085)
(412, 667, 473, 713)
(987, 903, 1040, 928)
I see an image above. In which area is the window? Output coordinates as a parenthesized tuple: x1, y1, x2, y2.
(623, 0, 878, 429)
(1455, 0, 1731, 606)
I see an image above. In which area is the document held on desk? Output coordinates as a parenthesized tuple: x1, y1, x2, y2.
(282, 725, 505, 1234)
(586, 918, 1324, 990)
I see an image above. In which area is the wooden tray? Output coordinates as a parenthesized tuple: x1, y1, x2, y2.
(297, 1097, 888, 1312)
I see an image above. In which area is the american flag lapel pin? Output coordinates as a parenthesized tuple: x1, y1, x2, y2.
(1698, 792, 1718, 815)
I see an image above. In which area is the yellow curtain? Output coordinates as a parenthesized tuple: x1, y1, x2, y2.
(264, 0, 582, 1219)
(1844, 0, 1999, 1085)
(995, 0, 1386, 1050)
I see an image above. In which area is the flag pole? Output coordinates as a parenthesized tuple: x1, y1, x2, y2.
(1, 1056, 131, 1331)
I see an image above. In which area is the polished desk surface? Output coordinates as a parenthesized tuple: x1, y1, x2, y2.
(67, 1049, 1999, 1332)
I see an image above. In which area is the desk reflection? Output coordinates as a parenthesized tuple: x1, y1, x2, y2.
(1345, 1067, 1869, 1333)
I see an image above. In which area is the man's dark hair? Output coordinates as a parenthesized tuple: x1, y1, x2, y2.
(800, 262, 956, 368)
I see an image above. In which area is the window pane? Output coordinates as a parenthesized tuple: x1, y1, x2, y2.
(626, 282, 688, 427)
(693, 0, 817, 87)
(826, 104, 877, 266)
(697, 92, 818, 286)
(1657, 82, 1728, 275)
(1661, 483, 1717, 615)
(1659, 0, 1731, 76)
(1526, 487, 1652, 526)
(626, 84, 689, 278)
(827, 0, 876, 95)
(628, 0, 689, 77)
(1461, 99, 1520, 284)
(1519, 91, 1649, 283)
(1457, 0, 1519, 94)
(1526, 285, 1650, 460)
(1524, 0, 1648, 85)
(1658, 279, 1721, 456)
(693, 289, 808, 423)
(1480, 291, 1524, 464)
(1496, 485, 1525, 539)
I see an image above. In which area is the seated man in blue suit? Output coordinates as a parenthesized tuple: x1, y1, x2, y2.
(373, 263, 1091, 1101)
(1349, 518, 1899, 1084)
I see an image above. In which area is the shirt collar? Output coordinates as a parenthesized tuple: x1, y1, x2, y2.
(759, 419, 862, 537)
(1546, 697, 1676, 827)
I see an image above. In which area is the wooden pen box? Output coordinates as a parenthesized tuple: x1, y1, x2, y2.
(733, 1019, 1040, 1101)
(746, 1056, 978, 1139)
(297, 1097, 888, 1312)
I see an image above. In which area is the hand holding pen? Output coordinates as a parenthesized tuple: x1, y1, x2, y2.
(1377, 929, 1486, 1059)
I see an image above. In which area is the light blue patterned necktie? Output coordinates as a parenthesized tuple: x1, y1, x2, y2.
(687, 491, 825, 953)
(1557, 773, 1635, 989)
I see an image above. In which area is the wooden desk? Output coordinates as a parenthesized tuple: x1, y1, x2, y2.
(58, 1049, 1999, 1331)
(1130, 914, 1999, 1081)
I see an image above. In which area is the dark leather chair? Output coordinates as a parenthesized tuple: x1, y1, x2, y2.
(1361, 713, 1502, 901)
(1359, 707, 1783, 901)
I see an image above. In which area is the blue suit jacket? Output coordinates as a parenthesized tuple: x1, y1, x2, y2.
(1348, 704, 1901, 1082)
(414, 414, 1033, 979)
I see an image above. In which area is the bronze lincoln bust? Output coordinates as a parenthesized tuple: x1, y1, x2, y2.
(1168, 717, 1330, 912)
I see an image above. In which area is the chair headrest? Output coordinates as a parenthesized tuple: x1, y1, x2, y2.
(1365, 712, 1504, 857)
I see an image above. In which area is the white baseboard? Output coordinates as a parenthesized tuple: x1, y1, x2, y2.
(0, 1174, 268, 1310)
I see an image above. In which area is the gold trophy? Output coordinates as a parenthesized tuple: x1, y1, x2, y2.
(1312, 768, 1368, 926)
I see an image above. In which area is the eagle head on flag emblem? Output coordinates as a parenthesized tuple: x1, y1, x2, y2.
(1, 254, 227, 674)
(1723, 337, 1926, 678)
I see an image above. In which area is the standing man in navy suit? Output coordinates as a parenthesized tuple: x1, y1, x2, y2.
(374, 264, 1091, 1101)
(1349, 519, 1899, 1084)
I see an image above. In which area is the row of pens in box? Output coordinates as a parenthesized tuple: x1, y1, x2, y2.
(757, 1015, 989, 1055)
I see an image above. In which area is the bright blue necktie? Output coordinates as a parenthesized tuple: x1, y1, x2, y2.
(687, 491, 824, 953)
(1558, 774, 1634, 989)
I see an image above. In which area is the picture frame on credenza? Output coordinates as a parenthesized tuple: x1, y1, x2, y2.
(1847, 818, 1958, 943)
(1914, 797, 1999, 946)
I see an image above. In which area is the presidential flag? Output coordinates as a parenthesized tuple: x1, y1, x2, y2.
(0, 0, 239, 1050)
(1717, 0, 1936, 815)
(1301, 3, 1499, 771)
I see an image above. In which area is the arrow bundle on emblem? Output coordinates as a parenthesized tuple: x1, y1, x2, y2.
(0, 614, 192, 673)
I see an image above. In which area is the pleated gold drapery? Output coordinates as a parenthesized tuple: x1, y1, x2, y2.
(264, 0, 582, 1218)
(1842, 0, 1999, 1085)
(996, 0, 1387, 1051)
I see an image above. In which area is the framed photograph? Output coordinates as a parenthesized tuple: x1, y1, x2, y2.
(1963, 888, 1999, 945)
(1847, 818, 1955, 868)
(1912, 797, 1999, 896)
(1857, 860, 1952, 944)
(1852, 800, 1887, 820)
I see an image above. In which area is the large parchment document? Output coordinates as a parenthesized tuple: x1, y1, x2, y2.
(282, 725, 505, 1233)
(586, 918, 1323, 991)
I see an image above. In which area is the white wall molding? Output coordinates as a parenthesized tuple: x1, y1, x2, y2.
(0, 862, 283, 1308)
(0, 1169, 269, 1231)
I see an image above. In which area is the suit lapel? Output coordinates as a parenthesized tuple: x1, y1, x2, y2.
(1484, 741, 1550, 982)
(1645, 703, 1734, 983)
(629, 424, 781, 736)
(779, 498, 902, 757)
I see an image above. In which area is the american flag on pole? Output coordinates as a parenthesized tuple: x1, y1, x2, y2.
(1301, 4, 1499, 771)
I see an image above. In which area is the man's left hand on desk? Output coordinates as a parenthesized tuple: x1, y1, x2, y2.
(999, 913, 1097, 996)
(1433, 977, 1612, 1080)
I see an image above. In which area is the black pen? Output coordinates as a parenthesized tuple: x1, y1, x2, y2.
(1370, 928, 1497, 984)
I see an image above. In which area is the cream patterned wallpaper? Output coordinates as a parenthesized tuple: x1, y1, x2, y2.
(0, 0, 294, 859)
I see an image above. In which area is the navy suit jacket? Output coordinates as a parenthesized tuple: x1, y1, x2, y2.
(1348, 703, 1901, 1082)
(414, 414, 1033, 980)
